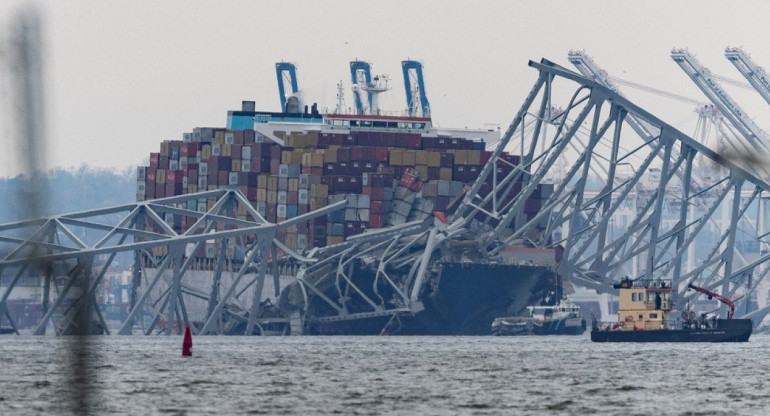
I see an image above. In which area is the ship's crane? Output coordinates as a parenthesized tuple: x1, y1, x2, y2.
(275, 62, 299, 113)
(688, 283, 735, 319)
(401, 60, 431, 117)
(350, 60, 372, 115)
(671, 48, 769, 152)
(725, 47, 770, 108)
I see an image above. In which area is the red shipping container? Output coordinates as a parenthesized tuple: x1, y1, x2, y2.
(350, 146, 364, 161)
(363, 186, 384, 201)
(407, 133, 421, 149)
(165, 183, 183, 196)
(480, 151, 493, 165)
(374, 147, 389, 162)
(150, 153, 160, 167)
(218, 171, 228, 186)
(244, 129, 255, 144)
(270, 159, 281, 175)
(145, 183, 156, 199)
(145, 168, 157, 184)
(288, 191, 298, 205)
(240, 186, 257, 200)
(370, 201, 384, 214)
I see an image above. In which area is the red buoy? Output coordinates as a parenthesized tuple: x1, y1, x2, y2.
(182, 326, 193, 357)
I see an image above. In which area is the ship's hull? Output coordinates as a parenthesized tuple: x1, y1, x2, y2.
(304, 262, 556, 335)
(492, 317, 586, 336)
(591, 319, 752, 342)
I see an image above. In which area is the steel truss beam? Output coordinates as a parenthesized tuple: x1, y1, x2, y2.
(0, 188, 344, 336)
(480, 59, 770, 328)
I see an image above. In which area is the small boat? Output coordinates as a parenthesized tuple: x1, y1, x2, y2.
(591, 277, 752, 342)
(491, 299, 586, 336)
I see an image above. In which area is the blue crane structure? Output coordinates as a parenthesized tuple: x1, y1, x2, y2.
(350, 61, 372, 114)
(275, 62, 299, 113)
(401, 60, 431, 117)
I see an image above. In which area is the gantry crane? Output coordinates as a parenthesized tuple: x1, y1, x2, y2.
(671, 48, 769, 152)
(401, 60, 431, 117)
(725, 47, 770, 108)
(350, 60, 372, 114)
(275, 62, 299, 113)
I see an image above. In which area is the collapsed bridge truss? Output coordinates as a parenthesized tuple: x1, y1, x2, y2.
(2, 58, 770, 335)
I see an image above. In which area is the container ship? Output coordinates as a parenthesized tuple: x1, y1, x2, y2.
(133, 60, 562, 335)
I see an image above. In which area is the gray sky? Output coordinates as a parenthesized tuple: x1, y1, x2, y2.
(2, 0, 770, 178)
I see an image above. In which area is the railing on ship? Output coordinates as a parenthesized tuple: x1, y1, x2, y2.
(591, 317, 721, 331)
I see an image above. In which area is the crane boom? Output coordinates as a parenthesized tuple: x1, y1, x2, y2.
(275, 62, 299, 113)
(350, 61, 372, 115)
(725, 46, 770, 108)
(671, 48, 769, 151)
(687, 283, 735, 319)
(401, 60, 431, 117)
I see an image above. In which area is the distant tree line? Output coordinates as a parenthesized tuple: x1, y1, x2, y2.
(0, 165, 137, 224)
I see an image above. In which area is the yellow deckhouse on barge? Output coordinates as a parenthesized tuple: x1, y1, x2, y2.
(591, 277, 752, 342)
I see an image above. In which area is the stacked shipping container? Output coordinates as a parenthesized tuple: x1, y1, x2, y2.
(137, 126, 553, 258)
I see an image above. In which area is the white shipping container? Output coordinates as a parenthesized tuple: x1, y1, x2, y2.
(420, 198, 434, 213)
(179, 158, 188, 170)
(137, 166, 146, 181)
(344, 208, 357, 221)
(357, 194, 371, 209)
(198, 199, 207, 213)
(356, 209, 370, 221)
(299, 174, 309, 189)
(298, 189, 309, 204)
(182, 176, 188, 189)
(278, 164, 289, 178)
(450, 181, 464, 196)
(136, 182, 146, 192)
(169, 160, 179, 170)
(212, 144, 221, 156)
(395, 186, 416, 203)
(136, 190, 146, 201)
(183, 132, 192, 143)
(255, 202, 266, 216)
(225, 132, 234, 144)
(205, 243, 216, 258)
(241, 146, 252, 160)
(277, 204, 287, 218)
(394, 200, 412, 217)
(199, 163, 209, 175)
(198, 176, 208, 189)
(437, 180, 451, 196)
(388, 212, 407, 226)
(228, 172, 239, 185)
(241, 160, 250, 172)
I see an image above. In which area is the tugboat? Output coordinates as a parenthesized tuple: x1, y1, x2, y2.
(591, 277, 752, 342)
(492, 299, 586, 336)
